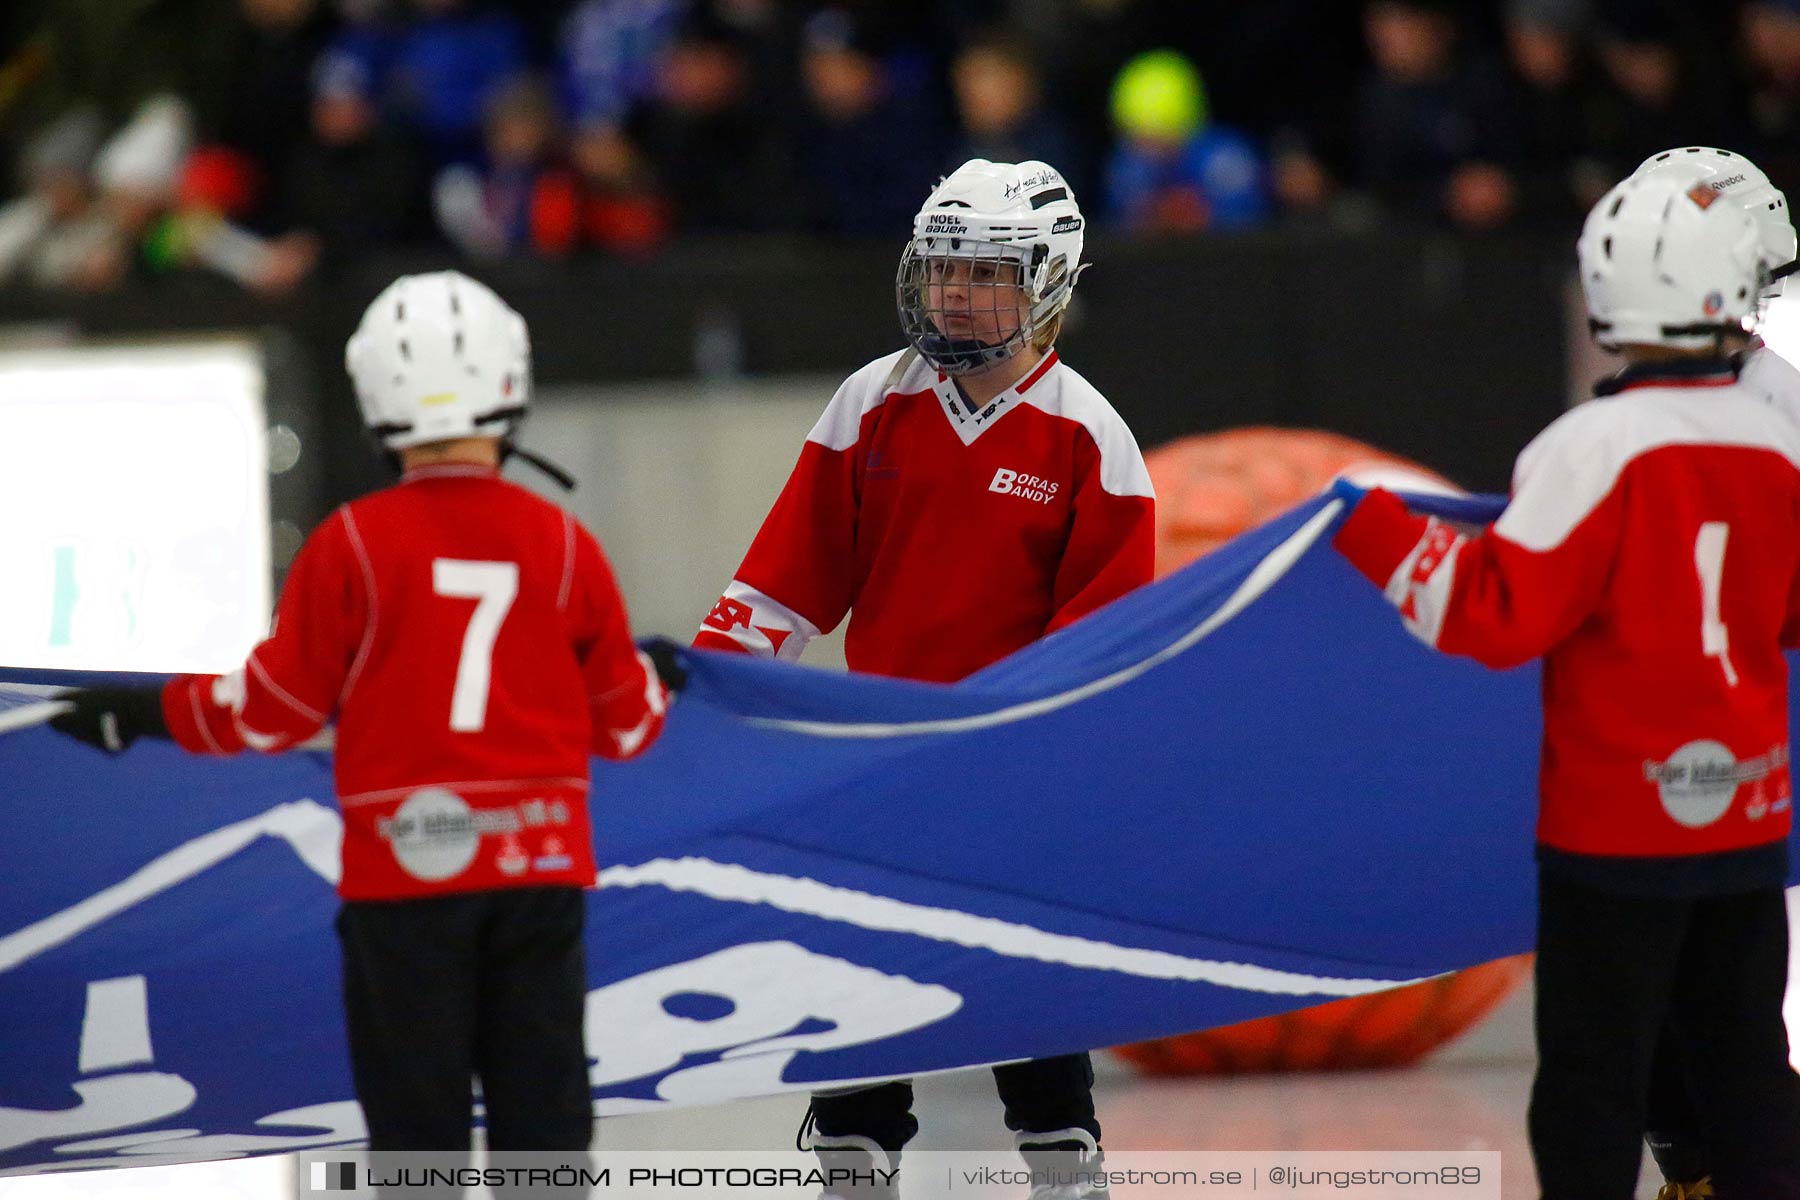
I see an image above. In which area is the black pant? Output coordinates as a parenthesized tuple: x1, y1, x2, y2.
(336, 886, 594, 1158)
(809, 1052, 1101, 1156)
(1529, 874, 1800, 1199)
(1645, 1022, 1713, 1183)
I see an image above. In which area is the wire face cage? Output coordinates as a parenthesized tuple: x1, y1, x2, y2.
(896, 238, 1039, 375)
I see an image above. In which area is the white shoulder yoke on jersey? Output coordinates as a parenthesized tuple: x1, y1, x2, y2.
(1017, 359, 1155, 500)
(1740, 345, 1800, 422)
(808, 348, 1154, 501)
(1499, 375, 1800, 553)
(807, 349, 921, 452)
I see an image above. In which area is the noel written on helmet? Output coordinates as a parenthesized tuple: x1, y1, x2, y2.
(897, 158, 1087, 376)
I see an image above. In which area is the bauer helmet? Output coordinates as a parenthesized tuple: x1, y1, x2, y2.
(897, 158, 1086, 375)
(1578, 170, 1765, 351)
(345, 271, 531, 450)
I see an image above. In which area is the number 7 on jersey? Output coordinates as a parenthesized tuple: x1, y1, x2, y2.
(433, 559, 520, 731)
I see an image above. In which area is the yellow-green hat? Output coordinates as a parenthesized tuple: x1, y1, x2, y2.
(1111, 49, 1209, 142)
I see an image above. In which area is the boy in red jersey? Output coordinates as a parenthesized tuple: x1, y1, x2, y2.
(1333, 172, 1800, 1198)
(693, 159, 1155, 1199)
(52, 271, 666, 1167)
(1623, 146, 1800, 1200)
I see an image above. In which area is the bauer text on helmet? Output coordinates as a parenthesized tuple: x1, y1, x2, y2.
(897, 158, 1085, 375)
(1578, 171, 1765, 351)
(345, 271, 533, 450)
(1631, 146, 1797, 288)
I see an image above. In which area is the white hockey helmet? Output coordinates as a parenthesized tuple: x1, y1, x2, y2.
(1632, 146, 1796, 288)
(897, 158, 1086, 375)
(345, 270, 531, 450)
(1577, 170, 1765, 351)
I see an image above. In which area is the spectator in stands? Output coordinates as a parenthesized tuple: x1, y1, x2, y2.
(0, 0, 245, 290)
(1504, 0, 1609, 224)
(635, 15, 784, 234)
(272, 48, 427, 269)
(139, 0, 336, 294)
(560, 0, 683, 135)
(791, 6, 945, 237)
(321, 0, 529, 167)
(1007, 0, 1161, 202)
(1103, 50, 1267, 234)
(1354, 0, 1524, 232)
(29, 96, 197, 291)
(1171, 2, 1362, 228)
(946, 29, 1078, 182)
(566, 121, 669, 253)
(211, 0, 338, 227)
(1741, 0, 1800, 191)
(434, 75, 578, 259)
(704, 0, 806, 112)
(0, 107, 104, 287)
(1583, 0, 1740, 177)
(156, 146, 324, 296)
(1176, 2, 1362, 147)
(15, 0, 242, 140)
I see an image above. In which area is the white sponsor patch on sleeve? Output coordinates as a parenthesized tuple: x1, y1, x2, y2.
(1383, 520, 1465, 649)
(699, 581, 822, 661)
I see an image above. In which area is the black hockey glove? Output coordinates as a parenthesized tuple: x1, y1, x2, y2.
(642, 638, 689, 694)
(48, 686, 172, 754)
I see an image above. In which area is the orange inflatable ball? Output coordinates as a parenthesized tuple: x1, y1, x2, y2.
(1143, 426, 1457, 576)
(1113, 957, 1532, 1075)
(1114, 427, 1528, 1074)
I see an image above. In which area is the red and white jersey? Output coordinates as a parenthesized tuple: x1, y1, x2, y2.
(1740, 343, 1800, 422)
(695, 349, 1156, 682)
(163, 464, 666, 900)
(1335, 362, 1800, 862)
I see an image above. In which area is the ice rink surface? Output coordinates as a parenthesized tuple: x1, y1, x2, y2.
(596, 981, 1663, 1200)
(0, 975, 1676, 1200)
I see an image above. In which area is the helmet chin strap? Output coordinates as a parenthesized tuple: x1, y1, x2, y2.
(369, 427, 579, 491)
(502, 441, 578, 490)
(922, 334, 1005, 375)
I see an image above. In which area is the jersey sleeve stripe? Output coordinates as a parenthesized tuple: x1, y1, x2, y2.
(248, 651, 326, 725)
(185, 685, 226, 756)
(231, 717, 286, 752)
(557, 510, 576, 613)
(337, 508, 380, 707)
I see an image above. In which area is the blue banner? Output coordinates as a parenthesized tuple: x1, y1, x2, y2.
(2, 487, 1794, 1173)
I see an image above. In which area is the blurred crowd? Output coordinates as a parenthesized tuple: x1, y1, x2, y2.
(0, 0, 1796, 294)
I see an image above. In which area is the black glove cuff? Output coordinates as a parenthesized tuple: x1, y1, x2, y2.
(115, 686, 172, 741)
(641, 637, 689, 694)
